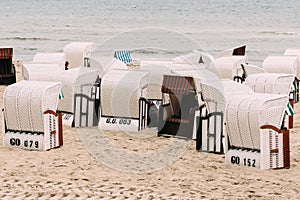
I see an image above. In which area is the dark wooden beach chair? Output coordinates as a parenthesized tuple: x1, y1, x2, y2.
(158, 75, 199, 139)
(0, 47, 16, 85)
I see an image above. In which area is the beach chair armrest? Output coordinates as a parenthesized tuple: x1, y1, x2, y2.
(260, 125, 289, 134)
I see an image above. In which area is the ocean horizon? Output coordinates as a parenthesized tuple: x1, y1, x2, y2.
(0, 0, 299, 66)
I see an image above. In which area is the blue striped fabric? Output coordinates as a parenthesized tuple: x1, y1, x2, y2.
(114, 50, 132, 64)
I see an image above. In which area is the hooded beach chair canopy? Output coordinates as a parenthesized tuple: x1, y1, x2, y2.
(262, 55, 298, 76)
(101, 69, 149, 119)
(245, 73, 295, 96)
(284, 49, 300, 78)
(33, 53, 66, 68)
(23, 66, 100, 113)
(225, 93, 288, 150)
(64, 42, 93, 68)
(219, 44, 246, 57)
(113, 50, 140, 66)
(3, 80, 61, 132)
(206, 56, 247, 80)
(3, 80, 63, 150)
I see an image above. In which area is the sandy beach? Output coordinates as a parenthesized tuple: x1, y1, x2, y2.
(0, 62, 300, 200)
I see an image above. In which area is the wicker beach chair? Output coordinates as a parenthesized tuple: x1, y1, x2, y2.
(262, 55, 299, 127)
(138, 63, 172, 101)
(99, 69, 149, 132)
(245, 73, 295, 129)
(219, 44, 246, 57)
(22, 63, 64, 80)
(197, 79, 254, 153)
(262, 55, 298, 75)
(23, 65, 100, 127)
(225, 93, 290, 169)
(114, 50, 141, 66)
(284, 49, 300, 103)
(2, 80, 63, 151)
(206, 56, 247, 81)
(0, 47, 16, 85)
(158, 74, 200, 139)
(33, 53, 66, 68)
(245, 73, 294, 96)
(64, 42, 94, 68)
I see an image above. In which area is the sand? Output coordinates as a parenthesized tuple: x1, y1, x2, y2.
(0, 62, 300, 199)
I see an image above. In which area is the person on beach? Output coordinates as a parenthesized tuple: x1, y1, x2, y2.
(65, 61, 69, 70)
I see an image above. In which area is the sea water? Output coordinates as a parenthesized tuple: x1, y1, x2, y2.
(0, 0, 299, 65)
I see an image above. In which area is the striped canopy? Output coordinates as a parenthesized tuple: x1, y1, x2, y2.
(0, 47, 13, 59)
(114, 50, 132, 64)
(161, 75, 195, 94)
(285, 102, 294, 116)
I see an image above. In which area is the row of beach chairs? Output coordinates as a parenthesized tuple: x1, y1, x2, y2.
(2, 44, 300, 170)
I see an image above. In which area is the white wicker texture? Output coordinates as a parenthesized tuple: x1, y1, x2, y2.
(245, 73, 294, 96)
(199, 79, 254, 114)
(101, 70, 149, 118)
(171, 69, 218, 106)
(262, 55, 298, 76)
(138, 64, 172, 100)
(3, 81, 61, 132)
(33, 53, 66, 68)
(225, 93, 288, 150)
(243, 64, 267, 75)
(101, 58, 127, 76)
(207, 56, 247, 79)
(22, 63, 64, 80)
(284, 49, 300, 77)
(24, 67, 100, 113)
(63, 42, 93, 68)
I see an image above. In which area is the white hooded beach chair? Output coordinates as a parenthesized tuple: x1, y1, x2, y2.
(197, 79, 254, 153)
(284, 49, 300, 102)
(114, 50, 140, 66)
(22, 63, 64, 80)
(245, 73, 295, 129)
(64, 42, 94, 68)
(158, 74, 200, 139)
(23, 66, 100, 127)
(0, 47, 16, 85)
(262, 55, 298, 76)
(245, 73, 294, 95)
(99, 69, 149, 132)
(2, 81, 63, 151)
(219, 44, 246, 57)
(206, 56, 247, 81)
(225, 93, 290, 169)
(33, 53, 66, 68)
(138, 63, 173, 101)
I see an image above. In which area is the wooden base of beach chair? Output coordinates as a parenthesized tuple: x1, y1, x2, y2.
(3, 110, 63, 151)
(99, 98, 148, 132)
(196, 106, 224, 153)
(0, 73, 16, 85)
(225, 125, 290, 170)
